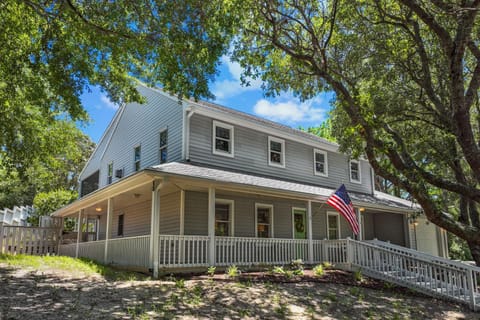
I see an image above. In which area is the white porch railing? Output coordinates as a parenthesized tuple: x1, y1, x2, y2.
(158, 235, 209, 267)
(76, 240, 106, 262)
(312, 239, 348, 264)
(215, 237, 309, 266)
(108, 235, 150, 268)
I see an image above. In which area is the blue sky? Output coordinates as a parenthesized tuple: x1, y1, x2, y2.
(79, 56, 334, 143)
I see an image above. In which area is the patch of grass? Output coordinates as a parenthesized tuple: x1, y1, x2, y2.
(207, 266, 216, 277)
(0, 254, 148, 281)
(353, 269, 364, 283)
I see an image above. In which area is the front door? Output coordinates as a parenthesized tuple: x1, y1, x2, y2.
(293, 209, 307, 239)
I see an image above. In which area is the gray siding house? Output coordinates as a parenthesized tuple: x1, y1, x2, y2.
(54, 84, 448, 275)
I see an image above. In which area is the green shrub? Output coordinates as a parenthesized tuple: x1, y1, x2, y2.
(313, 264, 324, 277)
(207, 266, 216, 277)
(272, 266, 285, 275)
(227, 265, 240, 278)
(353, 269, 363, 282)
(322, 261, 333, 269)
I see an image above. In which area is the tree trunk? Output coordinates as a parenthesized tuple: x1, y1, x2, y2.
(467, 241, 480, 267)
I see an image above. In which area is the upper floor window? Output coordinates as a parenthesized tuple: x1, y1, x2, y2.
(314, 149, 328, 177)
(134, 146, 141, 171)
(327, 212, 340, 240)
(212, 120, 234, 157)
(350, 159, 361, 183)
(268, 136, 285, 168)
(215, 199, 234, 236)
(107, 162, 113, 184)
(255, 203, 273, 238)
(159, 129, 168, 164)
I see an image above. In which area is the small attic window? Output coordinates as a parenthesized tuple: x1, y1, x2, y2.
(212, 120, 234, 157)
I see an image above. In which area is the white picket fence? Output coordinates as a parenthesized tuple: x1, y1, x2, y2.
(0, 225, 61, 255)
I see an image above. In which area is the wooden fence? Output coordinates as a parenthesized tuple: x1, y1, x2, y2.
(0, 224, 61, 255)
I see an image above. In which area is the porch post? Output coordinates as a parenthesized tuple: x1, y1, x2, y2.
(307, 200, 313, 264)
(208, 186, 215, 265)
(75, 209, 83, 258)
(179, 189, 185, 263)
(356, 208, 363, 241)
(149, 179, 161, 278)
(104, 198, 113, 263)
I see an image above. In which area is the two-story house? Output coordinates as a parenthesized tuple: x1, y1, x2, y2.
(54, 84, 448, 276)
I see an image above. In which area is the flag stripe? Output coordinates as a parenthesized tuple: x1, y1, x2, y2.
(326, 184, 360, 235)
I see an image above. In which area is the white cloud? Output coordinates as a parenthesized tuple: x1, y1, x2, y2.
(212, 56, 262, 101)
(253, 95, 327, 124)
(99, 95, 118, 110)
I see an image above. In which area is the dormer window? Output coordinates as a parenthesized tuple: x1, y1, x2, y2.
(268, 136, 285, 168)
(350, 159, 361, 183)
(212, 120, 234, 157)
(314, 149, 328, 177)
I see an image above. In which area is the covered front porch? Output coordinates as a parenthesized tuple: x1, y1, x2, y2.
(55, 163, 417, 276)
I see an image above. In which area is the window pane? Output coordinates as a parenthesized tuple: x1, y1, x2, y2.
(328, 215, 338, 228)
(215, 138, 230, 152)
(215, 204, 230, 221)
(316, 162, 325, 173)
(328, 229, 338, 240)
(315, 152, 325, 163)
(215, 222, 229, 236)
(134, 147, 141, 161)
(160, 149, 167, 164)
(257, 208, 270, 223)
(108, 163, 113, 176)
(270, 151, 281, 163)
(351, 171, 359, 181)
(216, 126, 230, 139)
(160, 130, 168, 147)
(135, 161, 140, 171)
(351, 162, 359, 171)
(257, 224, 270, 238)
(270, 141, 282, 152)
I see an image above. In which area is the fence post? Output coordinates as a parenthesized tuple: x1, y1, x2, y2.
(467, 269, 476, 310)
(0, 222, 4, 254)
(346, 237, 354, 268)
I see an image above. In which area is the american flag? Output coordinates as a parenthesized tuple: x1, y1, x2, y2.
(326, 184, 360, 235)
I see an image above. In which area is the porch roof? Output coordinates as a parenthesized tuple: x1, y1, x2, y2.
(146, 162, 420, 212)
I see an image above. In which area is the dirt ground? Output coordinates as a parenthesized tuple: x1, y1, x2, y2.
(0, 264, 478, 320)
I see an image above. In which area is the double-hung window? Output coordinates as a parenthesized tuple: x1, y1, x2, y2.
(256, 204, 273, 238)
(159, 129, 168, 164)
(215, 199, 234, 236)
(107, 162, 113, 184)
(268, 136, 285, 168)
(327, 212, 340, 240)
(314, 149, 328, 176)
(350, 159, 361, 183)
(213, 120, 234, 157)
(134, 146, 141, 171)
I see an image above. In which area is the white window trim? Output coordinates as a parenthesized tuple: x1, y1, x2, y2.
(133, 145, 141, 171)
(349, 159, 361, 184)
(159, 128, 168, 164)
(268, 136, 285, 168)
(326, 211, 341, 240)
(215, 198, 235, 237)
(291, 207, 306, 239)
(255, 203, 274, 238)
(212, 120, 234, 158)
(313, 149, 328, 177)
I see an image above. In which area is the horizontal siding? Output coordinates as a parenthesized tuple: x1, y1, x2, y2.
(184, 191, 343, 239)
(159, 191, 181, 235)
(81, 85, 184, 192)
(189, 114, 373, 194)
(111, 200, 151, 239)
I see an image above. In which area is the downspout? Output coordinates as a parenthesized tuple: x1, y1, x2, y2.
(185, 107, 195, 161)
